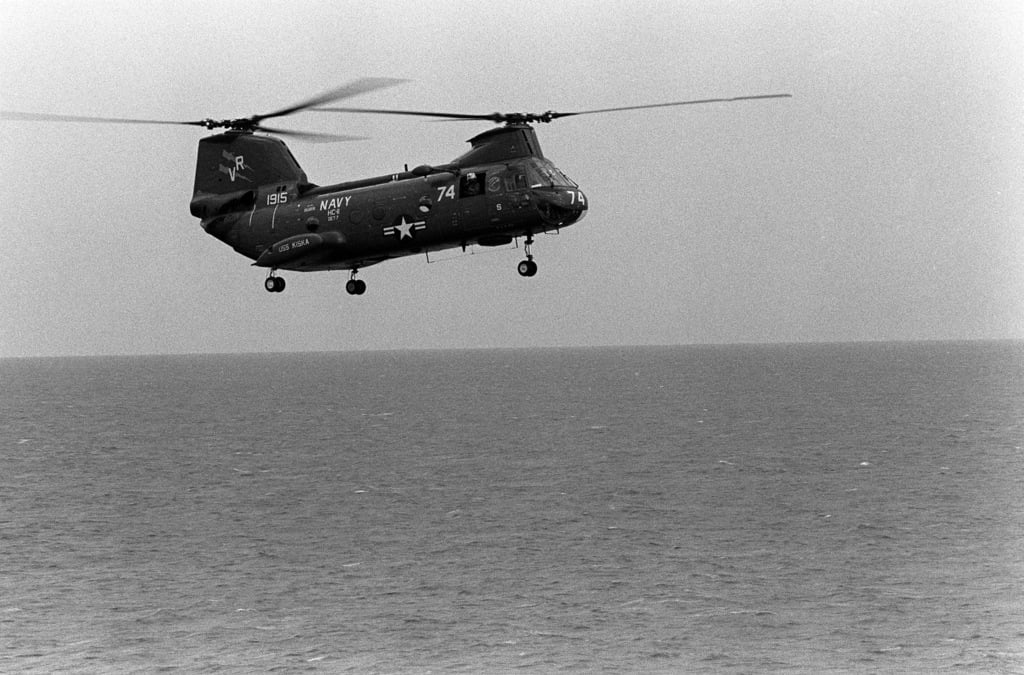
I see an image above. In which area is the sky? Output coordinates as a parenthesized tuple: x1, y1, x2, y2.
(1, 0, 1022, 356)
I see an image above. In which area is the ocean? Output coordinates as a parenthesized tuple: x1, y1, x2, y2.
(2, 342, 1022, 673)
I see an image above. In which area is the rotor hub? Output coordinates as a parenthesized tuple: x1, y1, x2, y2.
(496, 111, 558, 125)
(200, 117, 260, 131)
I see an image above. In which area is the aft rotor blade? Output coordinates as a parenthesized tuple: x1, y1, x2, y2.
(550, 93, 793, 119)
(0, 110, 207, 126)
(257, 78, 410, 122)
(257, 126, 369, 143)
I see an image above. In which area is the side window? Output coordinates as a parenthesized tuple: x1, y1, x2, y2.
(459, 172, 485, 198)
(504, 173, 528, 191)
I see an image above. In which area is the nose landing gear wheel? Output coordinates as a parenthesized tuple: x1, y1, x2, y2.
(517, 259, 538, 277)
(517, 234, 538, 277)
(264, 275, 285, 293)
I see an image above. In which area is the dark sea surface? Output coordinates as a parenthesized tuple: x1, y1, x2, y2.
(2, 342, 1022, 673)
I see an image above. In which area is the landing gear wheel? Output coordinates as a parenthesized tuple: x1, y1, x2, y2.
(265, 276, 285, 293)
(518, 234, 538, 277)
(346, 270, 366, 295)
(517, 259, 538, 277)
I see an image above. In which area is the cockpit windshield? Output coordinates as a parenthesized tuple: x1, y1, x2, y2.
(526, 159, 577, 188)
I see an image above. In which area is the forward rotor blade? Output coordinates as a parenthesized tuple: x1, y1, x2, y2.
(256, 126, 369, 143)
(313, 93, 793, 125)
(550, 93, 793, 119)
(312, 106, 501, 122)
(0, 110, 206, 126)
(258, 78, 410, 122)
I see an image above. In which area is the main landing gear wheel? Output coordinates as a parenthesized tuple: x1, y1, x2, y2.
(345, 271, 366, 295)
(264, 275, 285, 293)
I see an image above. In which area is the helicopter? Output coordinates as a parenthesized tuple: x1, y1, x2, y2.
(1, 78, 790, 295)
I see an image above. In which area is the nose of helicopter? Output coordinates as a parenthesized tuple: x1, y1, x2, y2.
(533, 187, 588, 227)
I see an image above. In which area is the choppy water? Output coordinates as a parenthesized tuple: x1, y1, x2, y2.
(2, 342, 1022, 673)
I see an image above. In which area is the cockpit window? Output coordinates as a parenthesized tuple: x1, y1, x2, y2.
(527, 159, 577, 188)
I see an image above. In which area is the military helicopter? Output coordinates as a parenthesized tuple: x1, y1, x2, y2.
(2, 79, 790, 295)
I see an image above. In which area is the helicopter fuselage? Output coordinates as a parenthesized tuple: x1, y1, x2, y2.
(190, 125, 587, 292)
(203, 157, 586, 271)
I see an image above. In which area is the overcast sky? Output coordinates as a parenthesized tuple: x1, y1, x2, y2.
(1, 0, 1021, 356)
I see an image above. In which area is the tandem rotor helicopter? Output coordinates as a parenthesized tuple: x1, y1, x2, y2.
(2, 78, 790, 295)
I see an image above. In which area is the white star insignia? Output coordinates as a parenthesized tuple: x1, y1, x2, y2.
(384, 216, 426, 239)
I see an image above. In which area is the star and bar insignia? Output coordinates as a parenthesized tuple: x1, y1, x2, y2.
(383, 215, 427, 240)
